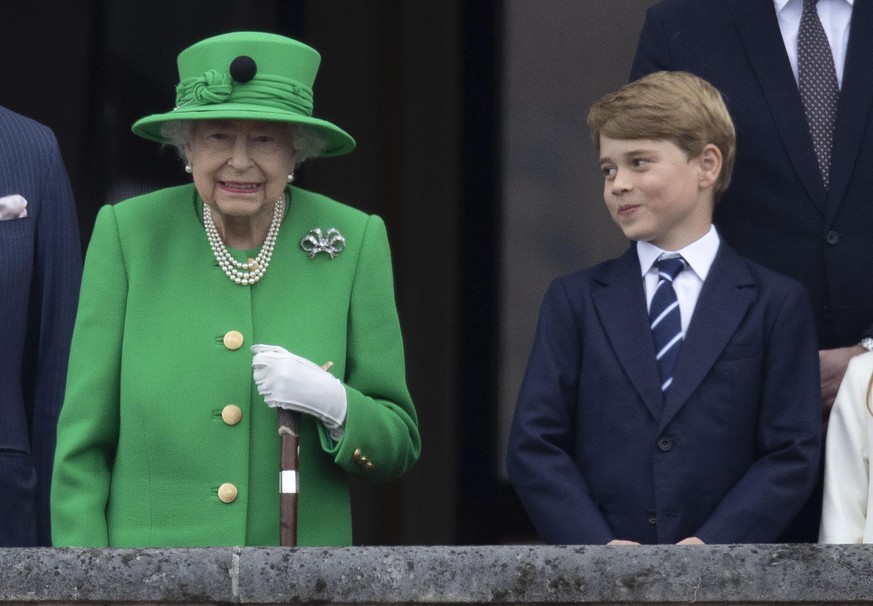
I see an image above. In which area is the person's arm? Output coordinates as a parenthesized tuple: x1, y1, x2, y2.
(24, 132, 81, 546)
(692, 282, 821, 543)
(51, 205, 126, 547)
(629, 5, 675, 81)
(318, 215, 420, 482)
(819, 354, 872, 543)
(506, 279, 616, 544)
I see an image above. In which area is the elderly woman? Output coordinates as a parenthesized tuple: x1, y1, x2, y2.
(51, 32, 420, 547)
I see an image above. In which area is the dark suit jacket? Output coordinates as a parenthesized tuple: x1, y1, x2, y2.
(0, 106, 81, 546)
(631, 0, 873, 349)
(506, 243, 821, 544)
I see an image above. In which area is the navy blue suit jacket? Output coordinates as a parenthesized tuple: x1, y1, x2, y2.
(631, 0, 873, 349)
(506, 243, 821, 544)
(0, 106, 81, 546)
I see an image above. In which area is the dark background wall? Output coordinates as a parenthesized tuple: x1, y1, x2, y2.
(1, 0, 654, 545)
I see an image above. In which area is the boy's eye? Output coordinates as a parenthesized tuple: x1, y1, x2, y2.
(602, 166, 617, 177)
(632, 158, 650, 167)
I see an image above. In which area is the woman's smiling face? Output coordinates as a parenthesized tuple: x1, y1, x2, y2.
(186, 119, 296, 220)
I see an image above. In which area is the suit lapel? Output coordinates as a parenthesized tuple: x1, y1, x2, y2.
(592, 246, 664, 422)
(727, 0, 827, 212)
(658, 244, 756, 432)
(826, 1, 873, 219)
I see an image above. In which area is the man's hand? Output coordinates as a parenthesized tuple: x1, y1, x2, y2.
(607, 539, 641, 545)
(676, 536, 704, 545)
(820, 345, 865, 422)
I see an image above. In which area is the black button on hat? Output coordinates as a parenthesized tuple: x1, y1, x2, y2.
(230, 56, 257, 83)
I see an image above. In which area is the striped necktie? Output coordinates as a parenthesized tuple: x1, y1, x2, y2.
(798, 0, 839, 189)
(650, 256, 687, 392)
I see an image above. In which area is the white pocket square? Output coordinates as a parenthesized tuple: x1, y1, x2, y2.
(0, 194, 27, 220)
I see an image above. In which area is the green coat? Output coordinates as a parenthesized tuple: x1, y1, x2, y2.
(51, 184, 420, 547)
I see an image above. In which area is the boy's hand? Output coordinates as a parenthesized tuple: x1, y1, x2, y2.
(607, 539, 641, 545)
(676, 537, 704, 545)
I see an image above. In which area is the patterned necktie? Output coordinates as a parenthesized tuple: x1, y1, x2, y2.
(798, 0, 839, 188)
(650, 256, 687, 392)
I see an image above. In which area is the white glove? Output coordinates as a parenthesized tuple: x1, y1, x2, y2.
(251, 344, 347, 436)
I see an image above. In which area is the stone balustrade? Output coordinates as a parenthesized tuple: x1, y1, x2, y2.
(2, 544, 871, 604)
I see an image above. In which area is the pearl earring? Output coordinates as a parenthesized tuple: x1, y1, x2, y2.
(287, 172, 295, 183)
(185, 164, 192, 174)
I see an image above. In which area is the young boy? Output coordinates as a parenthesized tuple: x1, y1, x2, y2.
(505, 71, 821, 545)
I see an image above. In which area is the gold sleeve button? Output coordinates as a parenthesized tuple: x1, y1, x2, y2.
(221, 405, 242, 426)
(217, 483, 238, 503)
(223, 330, 244, 350)
(352, 448, 375, 472)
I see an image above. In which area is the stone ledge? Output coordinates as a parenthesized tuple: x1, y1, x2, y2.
(1, 544, 872, 604)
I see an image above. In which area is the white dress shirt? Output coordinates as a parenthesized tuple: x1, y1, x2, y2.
(774, 0, 854, 88)
(820, 351, 873, 543)
(638, 226, 720, 336)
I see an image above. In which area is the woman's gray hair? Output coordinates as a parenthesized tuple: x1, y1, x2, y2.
(160, 120, 329, 165)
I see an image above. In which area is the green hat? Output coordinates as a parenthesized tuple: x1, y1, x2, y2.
(132, 31, 355, 157)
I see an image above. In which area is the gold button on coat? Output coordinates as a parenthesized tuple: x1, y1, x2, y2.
(221, 405, 242, 426)
(217, 483, 238, 503)
(352, 448, 375, 471)
(223, 330, 244, 350)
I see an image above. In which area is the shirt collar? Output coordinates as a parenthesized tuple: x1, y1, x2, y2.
(774, 0, 854, 13)
(637, 225, 721, 281)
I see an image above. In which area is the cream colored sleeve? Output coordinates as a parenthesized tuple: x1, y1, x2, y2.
(820, 353, 873, 543)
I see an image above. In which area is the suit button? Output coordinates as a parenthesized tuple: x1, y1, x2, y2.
(223, 330, 244, 350)
(825, 230, 839, 245)
(353, 448, 364, 462)
(657, 437, 673, 451)
(221, 405, 242, 426)
(647, 511, 657, 525)
(218, 483, 238, 503)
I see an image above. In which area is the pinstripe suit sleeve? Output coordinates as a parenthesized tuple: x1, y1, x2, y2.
(25, 128, 82, 545)
(0, 106, 81, 546)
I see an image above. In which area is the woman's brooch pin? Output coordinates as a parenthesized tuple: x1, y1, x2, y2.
(300, 228, 346, 259)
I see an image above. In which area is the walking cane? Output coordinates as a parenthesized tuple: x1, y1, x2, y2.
(278, 361, 333, 547)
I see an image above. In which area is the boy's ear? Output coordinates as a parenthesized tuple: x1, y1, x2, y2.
(697, 144, 723, 189)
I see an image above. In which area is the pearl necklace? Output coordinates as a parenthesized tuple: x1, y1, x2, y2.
(203, 196, 285, 286)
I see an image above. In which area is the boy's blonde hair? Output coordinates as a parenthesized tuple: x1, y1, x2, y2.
(587, 71, 736, 201)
